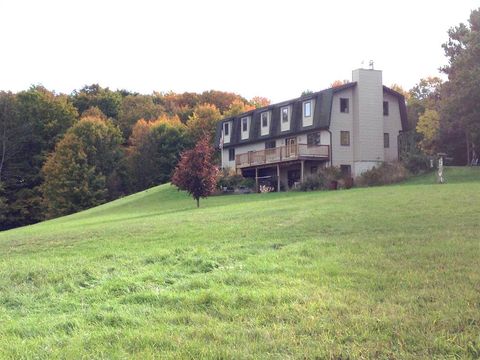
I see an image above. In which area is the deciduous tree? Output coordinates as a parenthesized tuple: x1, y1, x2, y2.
(127, 116, 189, 191)
(42, 133, 106, 218)
(250, 96, 271, 108)
(330, 80, 349, 88)
(416, 109, 440, 155)
(117, 95, 164, 138)
(200, 90, 246, 113)
(407, 77, 442, 130)
(187, 103, 221, 144)
(71, 84, 122, 119)
(69, 116, 124, 191)
(223, 99, 255, 118)
(1, 86, 78, 229)
(171, 137, 218, 208)
(41, 116, 123, 217)
(439, 8, 480, 164)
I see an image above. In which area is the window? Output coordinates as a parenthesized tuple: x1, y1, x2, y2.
(242, 117, 248, 132)
(261, 112, 268, 127)
(383, 101, 389, 116)
(340, 131, 350, 146)
(340, 165, 351, 177)
(265, 140, 276, 149)
(303, 101, 312, 117)
(281, 107, 289, 123)
(384, 133, 390, 148)
(340, 98, 349, 113)
(224, 122, 229, 136)
(307, 132, 321, 146)
(311, 166, 318, 175)
(228, 148, 235, 161)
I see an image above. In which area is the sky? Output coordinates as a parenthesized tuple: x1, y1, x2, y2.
(0, 0, 477, 103)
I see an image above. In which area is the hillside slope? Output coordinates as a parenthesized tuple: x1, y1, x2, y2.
(0, 167, 479, 359)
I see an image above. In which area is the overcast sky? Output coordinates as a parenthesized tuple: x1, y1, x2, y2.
(0, 0, 477, 102)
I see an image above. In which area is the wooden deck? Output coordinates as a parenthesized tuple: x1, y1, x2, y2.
(235, 144, 329, 169)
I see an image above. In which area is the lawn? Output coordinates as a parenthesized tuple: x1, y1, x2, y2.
(0, 166, 479, 359)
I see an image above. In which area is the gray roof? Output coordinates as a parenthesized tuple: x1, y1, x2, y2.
(215, 82, 407, 148)
(383, 86, 409, 131)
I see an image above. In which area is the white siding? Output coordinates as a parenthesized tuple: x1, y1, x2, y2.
(297, 130, 330, 145)
(320, 131, 330, 145)
(330, 88, 354, 168)
(352, 69, 384, 176)
(222, 141, 267, 169)
(352, 69, 384, 162)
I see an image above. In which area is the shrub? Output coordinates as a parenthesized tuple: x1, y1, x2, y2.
(217, 168, 254, 192)
(299, 166, 342, 191)
(322, 166, 342, 183)
(299, 174, 327, 191)
(356, 162, 409, 187)
(240, 177, 255, 189)
(338, 177, 354, 189)
(402, 153, 430, 174)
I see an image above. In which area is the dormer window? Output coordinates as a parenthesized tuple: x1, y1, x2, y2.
(261, 111, 270, 136)
(241, 116, 250, 140)
(303, 101, 312, 117)
(281, 106, 290, 132)
(302, 100, 314, 127)
(223, 121, 231, 143)
(282, 107, 288, 123)
(261, 112, 268, 127)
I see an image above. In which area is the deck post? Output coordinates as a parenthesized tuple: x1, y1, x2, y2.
(255, 167, 259, 193)
(300, 160, 305, 183)
(277, 164, 280, 192)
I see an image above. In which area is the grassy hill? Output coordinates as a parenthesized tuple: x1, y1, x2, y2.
(1, 167, 479, 359)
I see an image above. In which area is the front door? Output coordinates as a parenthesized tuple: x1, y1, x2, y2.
(285, 137, 297, 157)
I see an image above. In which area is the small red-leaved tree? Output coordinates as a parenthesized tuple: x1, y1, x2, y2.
(171, 137, 219, 208)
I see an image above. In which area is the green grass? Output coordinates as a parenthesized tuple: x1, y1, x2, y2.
(0, 166, 479, 359)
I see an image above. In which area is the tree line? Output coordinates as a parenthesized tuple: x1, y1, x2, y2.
(1, 7, 479, 230)
(398, 8, 480, 168)
(0, 86, 269, 230)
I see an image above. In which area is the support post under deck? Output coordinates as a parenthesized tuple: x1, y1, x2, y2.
(277, 164, 280, 192)
(300, 160, 305, 183)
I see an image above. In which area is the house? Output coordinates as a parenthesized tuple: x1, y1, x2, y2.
(215, 68, 408, 191)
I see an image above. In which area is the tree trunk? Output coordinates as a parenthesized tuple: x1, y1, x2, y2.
(0, 119, 5, 182)
(466, 131, 471, 166)
(196, 197, 199, 208)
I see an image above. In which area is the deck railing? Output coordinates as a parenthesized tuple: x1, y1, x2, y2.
(235, 144, 329, 168)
